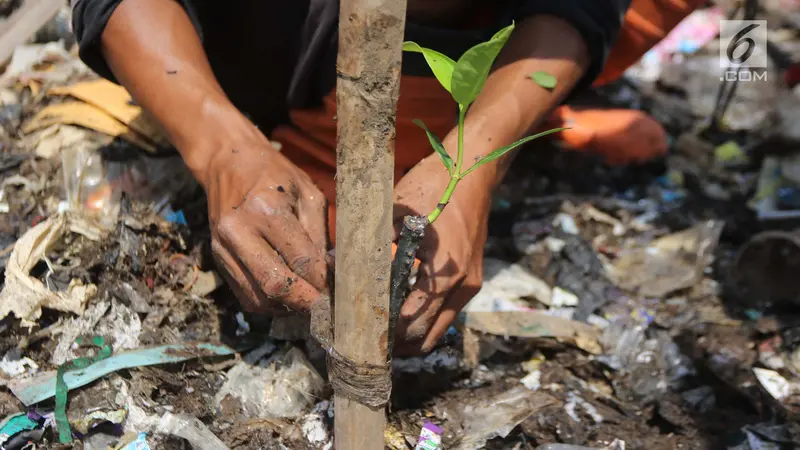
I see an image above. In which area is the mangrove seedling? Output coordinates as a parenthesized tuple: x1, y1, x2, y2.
(388, 22, 566, 348)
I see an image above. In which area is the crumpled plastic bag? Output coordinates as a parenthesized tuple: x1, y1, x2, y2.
(610, 220, 723, 298)
(0, 213, 104, 326)
(455, 387, 558, 450)
(599, 323, 695, 401)
(215, 345, 325, 419)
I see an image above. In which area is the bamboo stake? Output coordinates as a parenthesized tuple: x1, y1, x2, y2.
(333, 0, 408, 448)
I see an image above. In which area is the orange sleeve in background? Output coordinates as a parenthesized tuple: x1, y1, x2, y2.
(595, 0, 708, 86)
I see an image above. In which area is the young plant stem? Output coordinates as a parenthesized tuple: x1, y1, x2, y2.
(455, 104, 466, 173)
(427, 104, 467, 224)
(427, 176, 459, 223)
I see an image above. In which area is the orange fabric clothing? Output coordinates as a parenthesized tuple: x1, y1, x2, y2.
(594, 0, 708, 86)
(270, 76, 456, 241)
(270, 0, 707, 240)
(552, 0, 706, 163)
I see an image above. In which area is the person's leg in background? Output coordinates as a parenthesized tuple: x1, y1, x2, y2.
(548, 0, 709, 164)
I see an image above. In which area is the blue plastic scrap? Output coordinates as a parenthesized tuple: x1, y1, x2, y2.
(116, 432, 151, 450)
(0, 413, 38, 446)
(163, 210, 188, 226)
(9, 342, 236, 406)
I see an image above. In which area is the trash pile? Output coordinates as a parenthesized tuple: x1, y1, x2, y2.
(1, 3, 800, 450)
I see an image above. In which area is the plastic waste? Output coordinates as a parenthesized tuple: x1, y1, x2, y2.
(156, 412, 229, 450)
(660, 54, 777, 132)
(546, 231, 614, 321)
(463, 258, 553, 311)
(215, 345, 325, 419)
(70, 408, 127, 435)
(535, 446, 598, 450)
(535, 441, 626, 450)
(0, 42, 72, 87)
(115, 432, 151, 450)
(0, 413, 38, 447)
(9, 342, 238, 406)
(61, 144, 121, 227)
(727, 422, 800, 450)
(0, 349, 38, 377)
(83, 432, 121, 450)
(610, 220, 723, 298)
(462, 310, 602, 354)
(393, 348, 460, 374)
(300, 400, 333, 450)
(752, 368, 797, 403)
(60, 144, 196, 226)
(0, 213, 102, 326)
(564, 391, 604, 424)
(415, 421, 443, 450)
(599, 322, 695, 401)
(455, 387, 558, 450)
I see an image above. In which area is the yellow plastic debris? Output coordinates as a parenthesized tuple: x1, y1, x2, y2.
(26, 80, 41, 96)
(714, 140, 748, 165)
(48, 79, 169, 147)
(22, 101, 156, 152)
(384, 424, 408, 450)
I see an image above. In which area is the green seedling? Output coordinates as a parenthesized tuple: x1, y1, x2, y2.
(403, 22, 565, 223)
(388, 23, 565, 351)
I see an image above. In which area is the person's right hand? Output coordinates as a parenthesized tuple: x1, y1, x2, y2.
(194, 118, 330, 315)
(97, 0, 330, 314)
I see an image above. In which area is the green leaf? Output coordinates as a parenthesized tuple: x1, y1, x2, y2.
(530, 71, 557, 89)
(461, 127, 567, 177)
(413, 119, 453, 174)
(450, 23, 515, 106)
(403, 42, 456, 93)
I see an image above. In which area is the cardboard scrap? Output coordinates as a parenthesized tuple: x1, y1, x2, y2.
(610, 220, 724, 298)
(22, 101, 157, 153)
(48, 79, 169, 148)
(183, 269, 224, 297)
(0, 214, 104, 326)
(463, 310, 602, 354)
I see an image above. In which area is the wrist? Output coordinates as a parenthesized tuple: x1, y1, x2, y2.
(175, 96, 268, 187)
(453, 171, 493, 214)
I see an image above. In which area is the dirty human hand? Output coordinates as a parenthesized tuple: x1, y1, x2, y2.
(392, 153, 490, 355)
(200, 124, 330, 315)
(99, 0, 329, 314)
(392, 16, 591, 353)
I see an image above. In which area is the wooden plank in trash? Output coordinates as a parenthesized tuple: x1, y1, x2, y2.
(464, 310, 601, 341)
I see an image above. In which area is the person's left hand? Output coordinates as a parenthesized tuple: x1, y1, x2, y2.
(392, 152, 491, 355)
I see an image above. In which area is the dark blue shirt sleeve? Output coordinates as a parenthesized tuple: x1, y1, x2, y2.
(70, 0, 202, 83)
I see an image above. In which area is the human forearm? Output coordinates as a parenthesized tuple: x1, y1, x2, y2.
(100, 0, 256, 184)
(447, 15, 590, 192)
